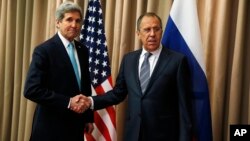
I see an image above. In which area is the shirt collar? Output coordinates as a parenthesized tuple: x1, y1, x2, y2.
(58, 31, 74, 48)
(141, 45, 162, 57)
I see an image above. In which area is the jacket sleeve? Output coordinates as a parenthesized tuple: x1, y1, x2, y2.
(24, 46, 70, 109)
(177, 56, 192, 141)
(92, 56, 128, 110)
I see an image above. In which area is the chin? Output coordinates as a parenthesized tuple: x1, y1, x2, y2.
(145, 48, 157, 52)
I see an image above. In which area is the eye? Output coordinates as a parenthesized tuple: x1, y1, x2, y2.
(65, 17, 73, 22)
(76, 19, 82, 24)
(153, 27, 161, 32)
(140, 27, 162, 33)
(143, 28, 151, 33)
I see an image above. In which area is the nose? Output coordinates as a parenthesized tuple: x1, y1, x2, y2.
(71, 21, 77, 27)
(149, 29, 156, 36)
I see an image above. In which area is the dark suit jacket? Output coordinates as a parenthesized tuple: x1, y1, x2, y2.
(24, 34, 93, 141)
(93, 47, 192, 141)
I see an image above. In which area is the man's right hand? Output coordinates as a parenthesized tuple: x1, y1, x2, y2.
(69, 94, 91, 114)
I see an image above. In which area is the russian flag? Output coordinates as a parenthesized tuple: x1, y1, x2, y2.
(161, 0, 213, 141)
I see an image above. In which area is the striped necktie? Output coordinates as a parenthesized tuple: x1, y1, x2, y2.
(140, 52, 152, 94)
(67, 42, 81, 90)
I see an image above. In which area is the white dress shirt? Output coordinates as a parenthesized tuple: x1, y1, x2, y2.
(138, 46, 162, 77)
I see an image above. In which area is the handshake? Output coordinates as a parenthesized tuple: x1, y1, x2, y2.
(69, 94, 92, 114)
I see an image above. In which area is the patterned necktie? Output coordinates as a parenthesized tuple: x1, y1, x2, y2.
(140, 52, 152, 94)
(67, 42, 81, 90)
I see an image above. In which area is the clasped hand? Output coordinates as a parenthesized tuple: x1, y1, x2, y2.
(69, 94, 91, 114)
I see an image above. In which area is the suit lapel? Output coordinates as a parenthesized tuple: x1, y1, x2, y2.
(53, 34, 79, 85)
(135, 51, 142, 94)
(53, 34, 72, 66)
(74, 41, 85, 69)
(143, 48, 171, 96)
(127, 50, 142, 96)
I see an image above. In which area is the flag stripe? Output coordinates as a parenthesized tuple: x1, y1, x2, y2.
(162, 17, 208, 93)
(101, 77, 113, 92)
(97, 109, 117, 140)
(94, 112, 112, 141)
(169, 0, 205, 72)
(161, 0, 212, 141)
(95, 85, 105, 95)
(85, 132, 97, 141)
(105, 106, 116, 128)
(86, 124, 106, 141)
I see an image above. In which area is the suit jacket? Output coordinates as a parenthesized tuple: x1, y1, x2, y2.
(93, 47, 192, 141)
(24, 34, 93, 141)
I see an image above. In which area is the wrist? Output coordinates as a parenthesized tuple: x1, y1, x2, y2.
(88, 97, 94, 110)
(67, 98, 72, 109)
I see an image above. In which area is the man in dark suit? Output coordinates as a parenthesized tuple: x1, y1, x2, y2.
(24, 2, 93, 141)
(83, 12, 193, 141)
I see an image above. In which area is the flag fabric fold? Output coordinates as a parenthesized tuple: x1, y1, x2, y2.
(161, 0, 213, 141)
(80, 0, 116, 140)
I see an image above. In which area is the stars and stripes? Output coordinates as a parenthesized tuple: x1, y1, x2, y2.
(80, 0, 116, 140)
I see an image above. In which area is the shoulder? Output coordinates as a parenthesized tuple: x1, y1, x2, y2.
(35, 34, 60, 50)
(118, 49, 141, 66)
(123, 49, 141, 58)
(31, 34, 64, 59)
(161, 47, 186, 60)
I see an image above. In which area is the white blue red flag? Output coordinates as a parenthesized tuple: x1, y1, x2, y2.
(161, 0, 213, 141)
(80, 0, 116, 140)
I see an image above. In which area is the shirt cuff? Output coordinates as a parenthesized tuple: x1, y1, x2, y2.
(88, 97, 94, 110)
(67, 98, 71, 109)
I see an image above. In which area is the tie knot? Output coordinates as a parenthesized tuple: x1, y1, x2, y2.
(145, 52, 152, 59)
(68, 42, 74, 49)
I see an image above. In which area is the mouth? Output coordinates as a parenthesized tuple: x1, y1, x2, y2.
(69, 30, 78, 34)
(148, 39, 157, 45)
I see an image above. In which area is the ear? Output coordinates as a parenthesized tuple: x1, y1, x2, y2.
(55, 20, 60, 28)
(136, 30, 140, 38)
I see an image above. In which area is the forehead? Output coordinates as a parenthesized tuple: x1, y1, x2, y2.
(63, 11, 81, 18)
(140, 16, 160, 28)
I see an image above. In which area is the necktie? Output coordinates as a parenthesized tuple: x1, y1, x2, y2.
(140, 52, 152, 94)
(67, 42, 81, 90)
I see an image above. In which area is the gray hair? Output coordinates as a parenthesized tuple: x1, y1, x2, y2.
(55, 1, 83, 21)
(137, 12, 162, 31)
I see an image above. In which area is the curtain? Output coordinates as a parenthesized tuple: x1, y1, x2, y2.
(0, 0, 249, 141)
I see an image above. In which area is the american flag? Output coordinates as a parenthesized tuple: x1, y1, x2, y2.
(80, 0, 116, 141)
